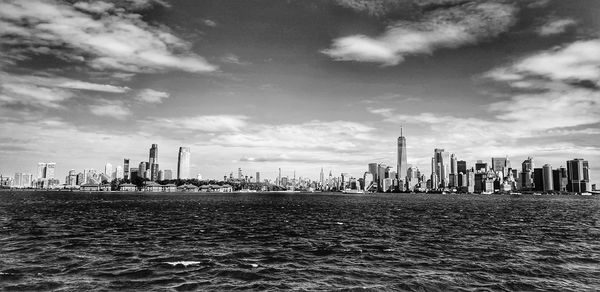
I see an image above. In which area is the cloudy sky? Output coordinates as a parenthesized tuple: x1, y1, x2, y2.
(0, 0, 598, 183)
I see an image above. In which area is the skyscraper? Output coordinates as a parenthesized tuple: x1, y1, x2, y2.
(149, 144, 158, 165)
(552, 166, 568, 192)
(457, 160, 467, 175)
(491, 157, 509, 177)
(115, 165, 123, 179)
(45, 163, 55, 179)
(432, 149, 450, 188)
(139, 162, 147, 179)
(542, 164, 553, 192)
(397, 127, 408, 182)
(256, 172, 260, 183)
(123, 158, 130, 180)
(566, 158, 590, 193)
(149, 144, 159, 181)
(177, 147, 191, 179)
(521, 157, 534, 189)
(37, 163, 46, 179)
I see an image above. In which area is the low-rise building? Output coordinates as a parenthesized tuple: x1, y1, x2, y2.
(119, 183, 137, 192)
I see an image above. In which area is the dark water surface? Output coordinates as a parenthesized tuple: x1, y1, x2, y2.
(1, 191, 599, 291)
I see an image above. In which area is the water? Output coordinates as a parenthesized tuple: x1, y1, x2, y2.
(1, 191, 599, 291)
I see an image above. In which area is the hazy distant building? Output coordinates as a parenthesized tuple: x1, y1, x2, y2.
(105, 163, 113, 177)
(256, 172, 260, 183)
(542, 164, 553, 192)
(566, 158, 590, 193)
(115, 165, 124, 179)
(177, 147, 191, 179)
(163, 169, 173, 180)
(397, 128, 408, 181)
(13, 173, 33, 188)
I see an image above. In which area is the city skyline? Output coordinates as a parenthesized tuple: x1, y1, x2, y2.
(0, 0, 598, 184)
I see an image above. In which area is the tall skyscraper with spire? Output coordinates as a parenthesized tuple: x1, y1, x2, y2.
(397, 127, 408, 182)
(177, 147, 191, 179)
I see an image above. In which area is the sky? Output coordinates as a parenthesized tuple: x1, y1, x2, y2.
(0, 0, 598, 184)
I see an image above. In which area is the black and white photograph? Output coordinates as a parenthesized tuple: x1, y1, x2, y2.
(0, 0, 599, 290)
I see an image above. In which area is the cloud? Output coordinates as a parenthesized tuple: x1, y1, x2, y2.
(148, 115, 249, 132)
(0, 0, 217, 73)
(0, 83, 74, 109)
(136, 89, 170, 103)
(536, 18, 576, 36)
(323, 2, 516, 65)
(485, 38, 600, 88)
(211, 120, 375, 152)
(220, 54, 250, 65)
(203, 19, 217, 27)
(89, 102, 132, 119)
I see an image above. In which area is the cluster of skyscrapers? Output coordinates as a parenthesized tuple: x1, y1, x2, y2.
(361, 131, 593, 194)
(2, 144, 193, 189)
(0, 132, 594, 193)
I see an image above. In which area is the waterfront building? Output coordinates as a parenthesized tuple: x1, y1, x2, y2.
(566, 158, 590, 193)
(158, 170, 165, 181)
(397, 128, 408, 182)
(533, 168, 543, 191)
(552, 167, 568, 192)
(123, 159, 130, 180)
(119, 183, 137, 192)
(467, 170, 475, 193)
(450, 154, 457, 187)
(542, 164, 553, 192)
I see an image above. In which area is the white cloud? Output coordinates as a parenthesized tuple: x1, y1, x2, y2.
(149, 115, 249, 132)
(136, 89, 170, 103)
(90, 102, 132, 119)
(0, 0, 217, 73)
(323, 2, 516, 65)
(0, 83, 74, 108)
(536, 18, 576, 36)
(485, 38, 600, 88)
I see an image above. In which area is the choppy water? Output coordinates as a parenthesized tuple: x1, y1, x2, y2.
(1, 191, 599, 291)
